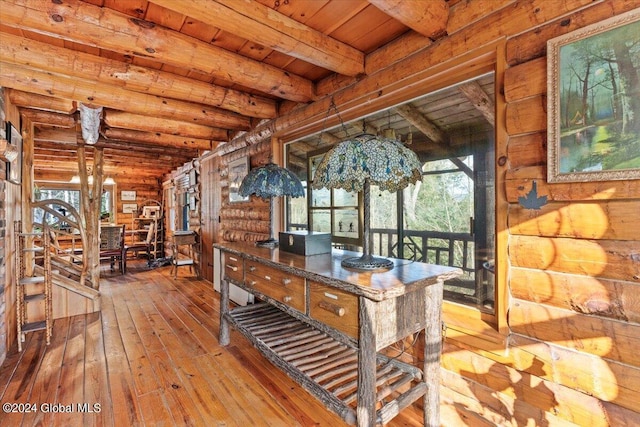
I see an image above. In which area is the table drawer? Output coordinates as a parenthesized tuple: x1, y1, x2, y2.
(245, 262, 305, 313)
(309, 281, 358, 339)
(223, 253, 244, 283)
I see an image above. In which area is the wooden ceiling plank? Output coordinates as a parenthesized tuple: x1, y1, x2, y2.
(148, 0, 364, 76)
(367, 0, 449, 39)
(103, 110, 227, 141)
(0, 0, 314, 102)
(0, 32, 276, 119)
(0, 61, 248, 131)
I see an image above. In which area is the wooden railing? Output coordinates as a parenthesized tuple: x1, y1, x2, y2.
(288, 223, 475, 274)
(32, 199, 89, 288)
(371, 228, 475, 275)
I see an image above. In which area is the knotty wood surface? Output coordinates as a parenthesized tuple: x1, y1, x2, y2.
(0, 260, 478, 426)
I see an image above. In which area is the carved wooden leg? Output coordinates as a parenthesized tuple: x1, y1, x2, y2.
(357, 296, 376, 427)
(219, 277, 230, 346)
(423, 280, 444, 427)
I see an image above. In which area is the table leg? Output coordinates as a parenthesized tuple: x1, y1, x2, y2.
(357, 297, 377, 427)
(219, 277, 230, 346)
(423, 280, 444, 427)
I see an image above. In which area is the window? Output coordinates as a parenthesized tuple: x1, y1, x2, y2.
(285, 72, 497, 314)
(34, 184, 115, 225)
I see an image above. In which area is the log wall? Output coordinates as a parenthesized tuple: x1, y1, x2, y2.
(441, 1, 640, 425)
(219, 140, 271, 243)
(0, 88, 21, 365)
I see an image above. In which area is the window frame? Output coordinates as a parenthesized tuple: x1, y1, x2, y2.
(279, 41, 509, 344)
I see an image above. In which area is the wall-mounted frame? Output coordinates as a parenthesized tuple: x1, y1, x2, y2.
(547, 9, 640, 183)
(228, 156, 249, 203)
(6, 122, 22, 184)
(121, 190, 136, 201)
(122, 203, 138, 214)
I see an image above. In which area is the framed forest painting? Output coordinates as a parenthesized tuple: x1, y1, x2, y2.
(547, 9, 640, 182)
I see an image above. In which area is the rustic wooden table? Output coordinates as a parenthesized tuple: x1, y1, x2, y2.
(215, 242, 461, 427)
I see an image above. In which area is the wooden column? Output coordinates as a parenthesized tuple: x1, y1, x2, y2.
(357, 296, 377, 426)
(423, 280, 444, 427)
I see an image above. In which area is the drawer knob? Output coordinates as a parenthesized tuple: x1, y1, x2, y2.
(283, 296, 292, 303)
(249, 266, 256, 272)
(226, 265, 238, 272)
(248, 280, 257, 286)
(318, 300, 345, 317)
(282, 278, 291, 285)
(229, 256, 238, 262)
(264, 275, 271, 281)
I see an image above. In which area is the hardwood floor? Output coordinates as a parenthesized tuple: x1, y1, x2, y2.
(0, 260, 473, 427)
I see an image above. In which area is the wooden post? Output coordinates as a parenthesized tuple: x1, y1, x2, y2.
(423, 280, 444, 427)
(219, 276, 230, 346)
(357, 296, 377, 426)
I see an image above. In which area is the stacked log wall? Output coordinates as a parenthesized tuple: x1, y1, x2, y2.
(219, 140, 271, 243)
(0, 87, 21, 364)
(436, 1, 640, 425)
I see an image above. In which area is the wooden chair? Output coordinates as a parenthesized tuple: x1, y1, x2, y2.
(171, 231, 197, 279)
(124, 221, 155, 273)
(99, 224, 126, 273)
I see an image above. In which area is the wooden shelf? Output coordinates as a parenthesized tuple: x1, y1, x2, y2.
(228, 303, 426, 425)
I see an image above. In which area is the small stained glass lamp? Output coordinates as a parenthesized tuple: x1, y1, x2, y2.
(312, 134, 422, 271)
(239, 162, 305, 248)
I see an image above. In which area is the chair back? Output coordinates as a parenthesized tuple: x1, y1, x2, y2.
(101, 225, 125, 250)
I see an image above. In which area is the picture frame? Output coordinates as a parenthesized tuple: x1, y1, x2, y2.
(122, 203, 138, 214)
(547, 9, 640, 183)
(121, 190, 136, 201)
(6, 122, 22, 184)
(228, 156, 249, 203)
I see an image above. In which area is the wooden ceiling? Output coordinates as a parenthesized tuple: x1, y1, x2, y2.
(0, 0, 460, 180)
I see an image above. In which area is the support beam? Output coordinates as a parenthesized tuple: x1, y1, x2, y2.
(367, 0, 449, 39)
(102, 128, 214, 151)
(35, 127, 210, 152)
(0, 0, 314, 102)
(148, 0, 364, 76)
(0, 62, 250, 130)
(394, 103, 473, 178)
(20, 109, 75, 128)
(7, 89, 76, 114)
(457, 80, 495, 126)
(0, 32, 276, 119)
(103, 110, 228, 141)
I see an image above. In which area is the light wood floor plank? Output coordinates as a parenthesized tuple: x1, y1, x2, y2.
(0, 261, 449, 427)
(21, 317, 70, 427)
(53, 314, 86, 427)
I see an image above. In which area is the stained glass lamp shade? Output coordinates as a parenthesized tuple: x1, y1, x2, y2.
(312, 134, 422, 271)
(239, 163, 305, 247)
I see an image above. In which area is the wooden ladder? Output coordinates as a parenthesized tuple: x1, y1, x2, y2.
(14, 221, 53, 352)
